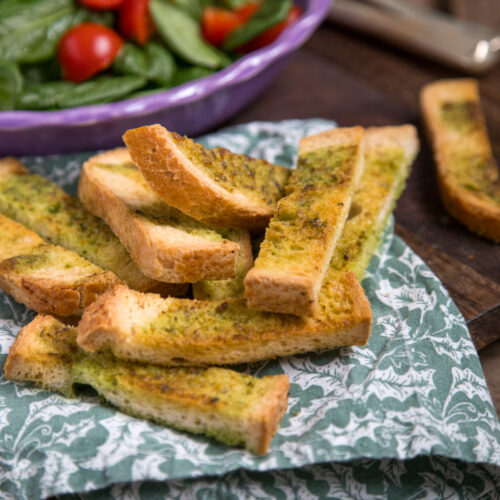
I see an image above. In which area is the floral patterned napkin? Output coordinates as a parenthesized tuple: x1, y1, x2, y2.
(1, 120, 499, 499)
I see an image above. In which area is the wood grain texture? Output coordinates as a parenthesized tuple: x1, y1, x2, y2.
(395, 224, 500, 350)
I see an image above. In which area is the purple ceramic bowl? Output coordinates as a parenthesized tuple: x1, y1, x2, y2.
(0, 0, 330, 155)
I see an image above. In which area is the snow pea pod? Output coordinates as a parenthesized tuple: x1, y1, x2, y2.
(223, 0, 292, 51)
(150, 0, 230, 69)
(0, 61, 23, 111)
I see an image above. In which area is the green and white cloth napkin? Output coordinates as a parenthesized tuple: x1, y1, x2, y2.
(0, 120, 499, 499)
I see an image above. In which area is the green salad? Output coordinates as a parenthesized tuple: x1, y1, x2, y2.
(0, 0, 301, 110)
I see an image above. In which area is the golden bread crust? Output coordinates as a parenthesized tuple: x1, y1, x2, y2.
(6, 313, 289, 454)
(0, 214, 120, 316)
(4, 314, 75, 394)
(244, 127, 365, 316)
(249, 374, 290, 455)
(123, 125, 280, 230)
(420, 79, 500, 242)
(80, 151, 239, 283)
(77, 275, 371, 365)
(0, 157, 28, 178)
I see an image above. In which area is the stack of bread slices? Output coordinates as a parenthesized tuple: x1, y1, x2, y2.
(2, 123, 418, 454)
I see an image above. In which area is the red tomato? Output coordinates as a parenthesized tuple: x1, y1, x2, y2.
(235, 2, 260, 21)
(201, 2, 260, 47)
(58, 23, 124, 83)
(77, 0, 124, 9)
(119, 0, 154, 45)
(202, 8, 242, 47)
(239, 5, 302, 52)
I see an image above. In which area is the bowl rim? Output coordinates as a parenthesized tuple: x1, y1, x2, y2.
(0, 0, 330, 130)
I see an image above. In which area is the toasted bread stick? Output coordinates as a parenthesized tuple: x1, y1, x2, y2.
(244, 127, 365, 316)
(79, 149, 247, 283)
(420, 79, 500, 242)
(77, 125, 417, 367)
(123, 125, 290, 230)
(5, 314, 289, 454)
(0, 158, 187, 295)
(192, 229, 253, 300)
(0, 214, 120, 316)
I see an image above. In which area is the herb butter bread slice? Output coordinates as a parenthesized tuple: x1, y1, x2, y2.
(244, 127, 365, 316)
(0, 158, 186, 295)
(77, 125, 416, 366)
(0, 214, 120, 316)
(192, 229, 253, 300)
(420, 79, 500, 242)
(123, 125, 291, 230)
(79, 149, 246, 283)
(5, 315, 289, 454)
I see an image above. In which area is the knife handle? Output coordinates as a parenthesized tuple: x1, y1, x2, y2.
(329, 0, 500, 74)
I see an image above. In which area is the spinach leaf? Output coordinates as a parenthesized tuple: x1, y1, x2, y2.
(16, 75, 147, 110)
(217, 0, 249, 9)
(58, 75, 147, 108)
(171, 0, 205, 20)
(0, 60, 23, 111)
(173, 66, 215, 86)
(17, 81, 74, 110)
(0, 0, 74, 63)
(150, 0, 230, 69)
(223, 0, 291, 51)
(0, 0, 114, 64)
(21, 59, 62, 85)
(113, 44, 149, 78)
(144, 41, 176, 86)
(114, 42, 176, 86)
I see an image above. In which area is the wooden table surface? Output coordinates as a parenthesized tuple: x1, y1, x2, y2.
(228, 22, 500, 414)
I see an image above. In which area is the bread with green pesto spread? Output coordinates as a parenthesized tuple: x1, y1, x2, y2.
(5, 314, 289, 454)
(0, 213, 120, 316)
(0, 157, 186, 296)
(77, 125, 417, 366)
(192, 229, 253, 300)
(244, 127, 365, 316)
(79, 148, 247, 283)
(420, 79, 500, 242)
(123, 124, 291, 231)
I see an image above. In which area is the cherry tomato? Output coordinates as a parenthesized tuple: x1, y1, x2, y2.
(239, 5, 302, 53)
(77, 0, 124, 9)
(201, 2, 260, 47)
(58, 23, 124, 83)
(235, 2, 260, 21)
(201, 8, 243, 47)
(119, 0, 154, 45)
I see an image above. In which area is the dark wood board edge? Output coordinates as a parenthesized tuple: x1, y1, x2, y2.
(395, 224, 500, 350)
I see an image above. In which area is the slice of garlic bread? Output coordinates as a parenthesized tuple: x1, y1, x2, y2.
(420, 79, 500, 242)
(79, 148, 245, 283)
(331, 125, 419, 279)
(0, 214, 120, 316)
(0, 158, 186, 295)
(192, 229, 253, 300)
(5, 315, 289, 455)
(244, 127, 365, 316)
(77, 125, 417, 367)
(123, 125, 290, 230)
